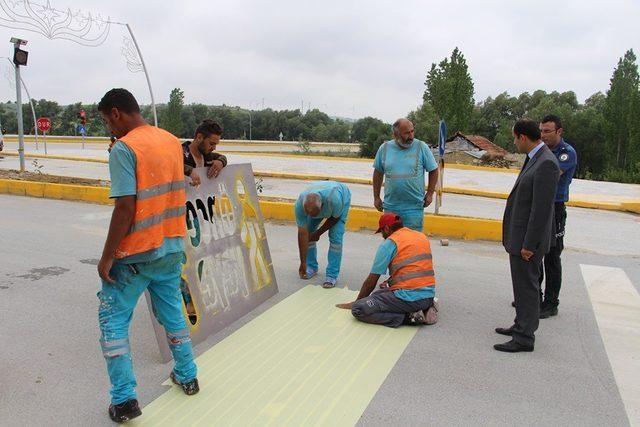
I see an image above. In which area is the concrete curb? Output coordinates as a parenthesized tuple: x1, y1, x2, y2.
(3, 136, 108, 144)
(0, 178, 112, 205)
(247, 171, 640, 214)
(258, 197, 502, 241)
(219, 151, 519, 173)
(621, 202, 640, 214)
(0, 178, 503, 241)
(256, 170, 372, 185)
(3, 152, 637, 214)
(4, 135, 361, 149)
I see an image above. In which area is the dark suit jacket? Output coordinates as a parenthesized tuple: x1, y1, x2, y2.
(502, 144, 560, 256)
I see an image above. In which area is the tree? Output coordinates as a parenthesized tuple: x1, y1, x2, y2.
(140, 104, 156, 125)
(82, 103, 107, 136)
(324, 120, 351, 142)
(54, 102, 82, 136)
(527, 90, 578, 125)
(208, 105, 244, 138)
(423, 47, 475, 134)
(604, 49, 640, 171)
(301, 109, 331, 140)
(0, 102, 18, 134)
(190, 103, 210, 127)
(469, 92, 520, 150)
(161, 88, 185, 137)
(283, 113, 305, 141)
(407, 102, 438, 144)
(352, 116, 387, 142)
(469, 90, 584, 152)
(180, 104, 197, 138)
(564, 95, 606, 179)
(357, 119, 390, 158)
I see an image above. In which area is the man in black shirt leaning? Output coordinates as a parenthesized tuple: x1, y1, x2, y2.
(183, 119, 228, 186)
(181, 119, 228, 323)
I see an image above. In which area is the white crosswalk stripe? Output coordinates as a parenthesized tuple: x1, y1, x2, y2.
(581, 264, 640, 426)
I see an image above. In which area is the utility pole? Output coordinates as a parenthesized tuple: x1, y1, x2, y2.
(10, 37, 28, 172)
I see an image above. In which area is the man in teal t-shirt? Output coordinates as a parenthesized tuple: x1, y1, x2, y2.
(295, 181, 351, 288)
(372, 118, 438, 232)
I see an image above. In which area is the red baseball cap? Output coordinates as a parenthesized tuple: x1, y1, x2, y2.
(375, 212, 402, 233)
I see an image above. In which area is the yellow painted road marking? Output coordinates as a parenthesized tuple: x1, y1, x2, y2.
(131, 286, 418, 427)
(581, 264, 640, 426)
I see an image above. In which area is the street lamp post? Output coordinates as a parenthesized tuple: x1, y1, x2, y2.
(112, 22, 158, 126)
(127, 23, 157, 127)
(3, 57, 39, 151)
(245, 101, 263, 143)
(10, 37, 27, 171)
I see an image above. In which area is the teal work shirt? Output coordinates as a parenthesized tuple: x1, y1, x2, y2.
(294, 181, 351, 227)
(373, 139, 438, 212)
(108, 141, 184, 265)
(370, 238, 435, 301)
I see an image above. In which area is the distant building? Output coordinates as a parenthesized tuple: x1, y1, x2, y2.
(445, 132, 509, 158)
(427, 132, 512, 166)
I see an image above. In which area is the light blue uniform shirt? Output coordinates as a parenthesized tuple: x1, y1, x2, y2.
(370, 238, 435, 301)
(109, 141, 184, 264)
(294, 181, 350, 227)
(528, 141, 545, 159)
(373, 139, 438, 212)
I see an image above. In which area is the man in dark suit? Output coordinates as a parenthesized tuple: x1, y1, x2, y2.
(495, 119, 560, 353)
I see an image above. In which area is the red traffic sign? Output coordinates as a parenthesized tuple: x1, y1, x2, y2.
(36, 117, 51, 133)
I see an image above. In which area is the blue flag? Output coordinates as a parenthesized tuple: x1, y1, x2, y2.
(438, 120, 447, 158)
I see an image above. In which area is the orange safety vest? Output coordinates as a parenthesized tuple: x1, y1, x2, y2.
(387, 227, 436, 290)
(115, 125, 187, 259)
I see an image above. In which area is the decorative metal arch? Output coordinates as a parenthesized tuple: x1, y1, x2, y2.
(0, 0, 111, 46)
(0, 0, 157, 125)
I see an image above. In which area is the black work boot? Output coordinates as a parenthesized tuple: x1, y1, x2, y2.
(539, 301, 559, 319)
(108, 399, 142, 423)
(170, 371, 200, 395)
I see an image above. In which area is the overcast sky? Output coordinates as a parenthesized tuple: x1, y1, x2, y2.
(0, 0, 638, 122)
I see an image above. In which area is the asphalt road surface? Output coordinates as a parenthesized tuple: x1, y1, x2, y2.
(0, 195, 637, 426)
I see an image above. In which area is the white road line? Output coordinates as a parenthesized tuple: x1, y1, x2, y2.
(581, 264, 640, 426)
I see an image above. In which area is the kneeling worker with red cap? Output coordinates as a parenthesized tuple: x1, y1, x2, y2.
(336, 213, 439, 327)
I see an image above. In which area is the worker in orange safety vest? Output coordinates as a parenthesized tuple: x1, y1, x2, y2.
(96, 88, 199, 423)
(336, 212, 439, 327)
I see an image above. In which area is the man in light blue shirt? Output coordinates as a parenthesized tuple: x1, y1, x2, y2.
(295, 181, 351, 288)
(373, 118, 439, 232)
